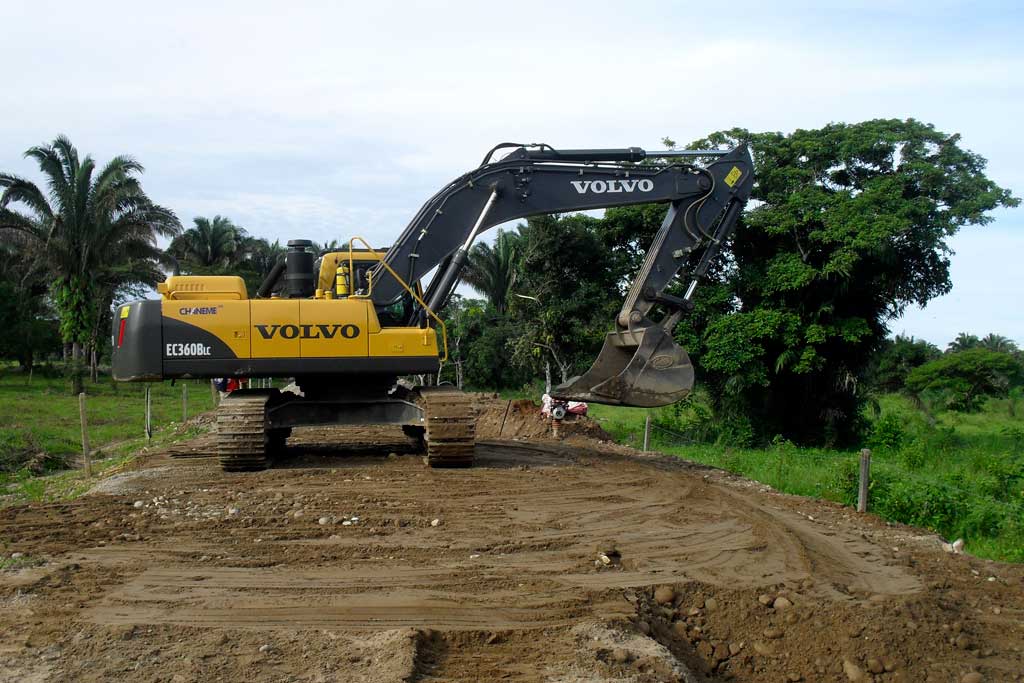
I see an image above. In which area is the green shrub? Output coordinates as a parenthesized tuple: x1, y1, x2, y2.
(973, 454, 1023, 501)
(14, 468, 47, 502)
(826, 457, 860, 506)
(899, 439, 928, 470)
(652, 397, 755, 447)
(868, 414, 905, 452)
(1000, 425, 1024, 450)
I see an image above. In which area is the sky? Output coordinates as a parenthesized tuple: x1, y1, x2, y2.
(1, 0, 1021, 348)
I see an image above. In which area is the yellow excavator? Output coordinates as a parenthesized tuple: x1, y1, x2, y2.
(112, 143, 754, 470)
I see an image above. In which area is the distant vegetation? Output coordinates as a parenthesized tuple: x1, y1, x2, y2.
(167, 215, 291, 295)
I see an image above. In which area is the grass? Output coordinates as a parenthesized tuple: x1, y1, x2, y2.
(584, 396, 1024, 564)
(0, 367, 216, 471)
(0, 365, 216, 505)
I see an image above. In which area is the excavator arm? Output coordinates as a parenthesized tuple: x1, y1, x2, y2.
(371, 143, 755, 407)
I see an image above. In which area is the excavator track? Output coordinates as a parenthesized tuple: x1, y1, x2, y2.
(417, 387, 476, 468)
(216, 391, 274, 472)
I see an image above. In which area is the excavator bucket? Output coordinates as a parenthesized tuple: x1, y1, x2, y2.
(552, 326, 694, 408)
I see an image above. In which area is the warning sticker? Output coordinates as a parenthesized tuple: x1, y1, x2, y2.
(724, 166, 743, 187)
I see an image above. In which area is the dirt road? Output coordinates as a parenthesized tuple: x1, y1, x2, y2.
(1, 407, 1022, 682)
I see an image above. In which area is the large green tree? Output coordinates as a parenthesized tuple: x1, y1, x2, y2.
(694, 120, 1017, 444)
(508, 214, 622, 386)
(948, 332, 981, 352)
(597, 120, 1017, 445)
(0, 233, 59, 369)
(440, 295, 532, 390)
(0, 136, 181, 393)
(867, 334, 941, 393)
(978, 333, 1018, 354)
(169, 217, 289, 295)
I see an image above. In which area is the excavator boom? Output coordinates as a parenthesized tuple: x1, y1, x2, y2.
(372, 143, 755, 407)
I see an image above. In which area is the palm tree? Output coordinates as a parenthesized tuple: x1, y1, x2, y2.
(168, 215, 245, 269)
(245, 237, 286, 278)
(947, 333, 980, 353)
(979, 333, 1018, 354)
(0, 135, 181, 393)
(463, 229, 520, 314)
(313, 239, 343, 254)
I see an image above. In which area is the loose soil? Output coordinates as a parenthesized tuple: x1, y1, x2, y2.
(1, 399, 1022, 682)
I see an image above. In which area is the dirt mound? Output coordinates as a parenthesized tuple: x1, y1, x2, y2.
(474, 396, 612, 441)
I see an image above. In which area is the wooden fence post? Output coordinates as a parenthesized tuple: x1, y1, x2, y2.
(182, 383, 188, 422)
(145, 386, 152, 443)
(857, 448, 871, 513)
(643, 415, 651, 452)
(79, 392, 92, 477)
(210, 379, 218, 407)
(498, 399, 512, 437)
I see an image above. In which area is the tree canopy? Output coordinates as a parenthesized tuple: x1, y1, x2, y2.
(169, 215, 287, 295)
(906, 348, 1023, 412)
(676, 119, 1017, 444)
(463, 229, 519, 315)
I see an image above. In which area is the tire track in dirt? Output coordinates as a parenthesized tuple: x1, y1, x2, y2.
(76, 435, 924, 637)
(2, 420, 1022, 682)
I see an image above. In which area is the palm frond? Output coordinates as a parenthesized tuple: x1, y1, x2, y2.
(0, 173, 54, 220)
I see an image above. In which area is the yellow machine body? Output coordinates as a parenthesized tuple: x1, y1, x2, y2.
(114, 248, 442, 381)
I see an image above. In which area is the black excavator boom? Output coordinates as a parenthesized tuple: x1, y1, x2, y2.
(370, 142, 755, 408)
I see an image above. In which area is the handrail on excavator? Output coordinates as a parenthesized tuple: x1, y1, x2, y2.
(346, 235, 449, 363)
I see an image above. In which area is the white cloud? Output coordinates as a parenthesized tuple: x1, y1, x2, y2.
(1, 0, 1020, 340)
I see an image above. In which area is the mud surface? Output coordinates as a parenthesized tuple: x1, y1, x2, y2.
(1, 403, 1022, 682)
